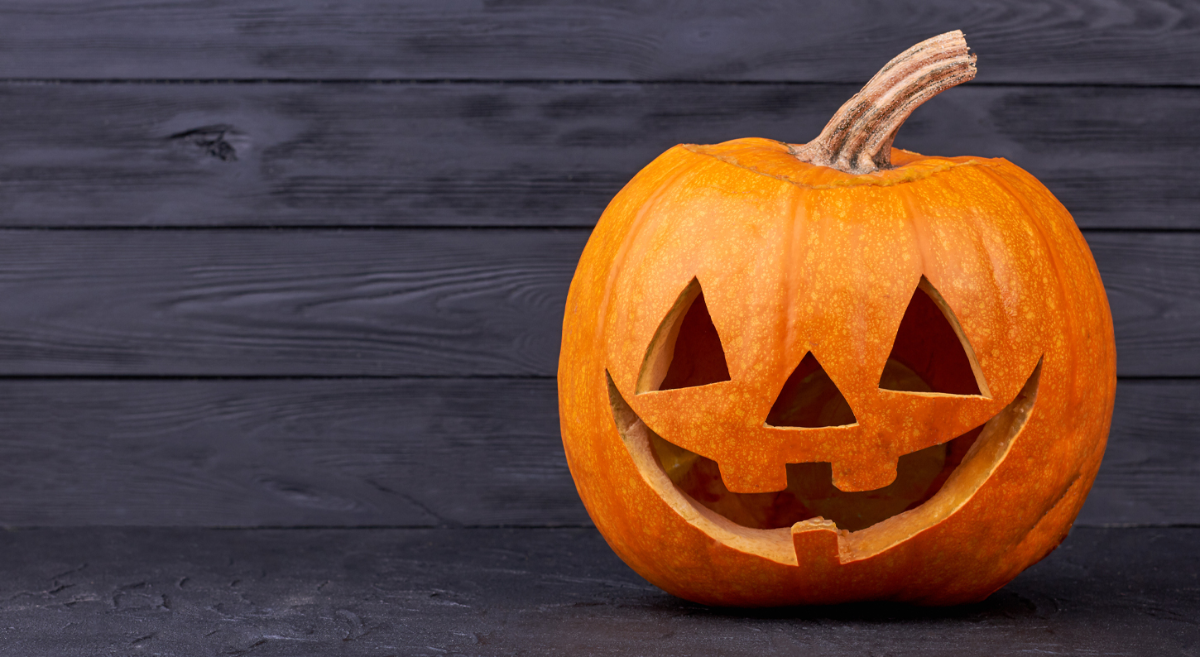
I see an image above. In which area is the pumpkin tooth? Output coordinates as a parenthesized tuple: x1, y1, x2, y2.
(716, 459, 789, 495)
(791, 519, 848, 566)
(831, 458, 900, 493)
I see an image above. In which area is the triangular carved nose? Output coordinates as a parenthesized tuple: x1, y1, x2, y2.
(880, 277, 988, 396)
(765, 353, 856, 428)
(638, 278, 731, 393)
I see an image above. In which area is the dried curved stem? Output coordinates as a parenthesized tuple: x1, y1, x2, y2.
(791, 31, 976, 175)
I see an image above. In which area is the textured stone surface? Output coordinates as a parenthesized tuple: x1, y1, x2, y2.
(0, 527, 1194, 656)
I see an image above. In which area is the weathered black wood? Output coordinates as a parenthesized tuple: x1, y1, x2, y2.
(0, 83, 1194, 228)
(0, 379, 573, 528)
(0, 527, 1193, 655)
(0, 229, 1191, 377)
(1091, 233, 1200, 378)
(0, 229, 585, 377)
(0, 1, 1197, 84)
(0, 378, 1191, 528)
(1083, 380, 1200, 526)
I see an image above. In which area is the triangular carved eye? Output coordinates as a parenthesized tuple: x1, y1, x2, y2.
(637, 278, 731, 393)
(879, 277, 988, 396)
(766, 353, 857, 428)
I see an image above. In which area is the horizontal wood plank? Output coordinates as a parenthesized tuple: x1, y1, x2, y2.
(1092, 233, 1200, 378)
(0, 230, 1193, 377)
(0, 230, 586, 376)
(0, 1, 1197, 84)
(0, 379, 576, 527)
(0, 83, 1194, 228)
(1082, 380, 1200, 526)
(0, 378, 1192, 528)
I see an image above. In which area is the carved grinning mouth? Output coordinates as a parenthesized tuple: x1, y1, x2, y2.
(606, 357, 1041, 560)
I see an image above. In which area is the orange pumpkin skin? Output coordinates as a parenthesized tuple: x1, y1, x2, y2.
(558, 139, 1116, 606)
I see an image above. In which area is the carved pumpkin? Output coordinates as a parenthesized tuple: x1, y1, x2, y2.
(558, 31, 1116, 605)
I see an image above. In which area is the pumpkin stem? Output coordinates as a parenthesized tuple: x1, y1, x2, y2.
(791, 31, 976, 175)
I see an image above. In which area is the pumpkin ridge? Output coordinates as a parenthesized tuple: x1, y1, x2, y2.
(974, 163, 1070, 370)
(595, 152, 696, 377)
(973, 163, 1107, 475)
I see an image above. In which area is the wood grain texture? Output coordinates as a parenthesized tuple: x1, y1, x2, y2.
(1091, 233, 1200, 378)
(0, 527, 1194, 655)
(0, 379, 574, 527)
(0, 83, 1194, 228)
(1083, 380, 1200, 526)
(0, 229, 1191, 377)
(0, 229, 586, 376)
(0, 1, 1198, 84)
(0, 378, 1191, 527)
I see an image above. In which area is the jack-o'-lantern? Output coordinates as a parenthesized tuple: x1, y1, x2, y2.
(558, 31, 1116, 605)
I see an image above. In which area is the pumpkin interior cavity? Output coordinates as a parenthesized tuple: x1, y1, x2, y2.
(881, 277, 989, 397)
(637, 278, 731, 393)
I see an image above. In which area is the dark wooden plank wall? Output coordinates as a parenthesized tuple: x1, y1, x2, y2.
(1, 1, 1197, 84)
(0, 84, 1196, 229)
(0, 1, 1195, 528)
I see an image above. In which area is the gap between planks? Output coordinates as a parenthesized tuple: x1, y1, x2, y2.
(0, 375, 1187, 381)
(0, 226, 1195, 234)
(0, 79, 1198, 89)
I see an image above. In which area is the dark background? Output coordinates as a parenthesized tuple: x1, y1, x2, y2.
(0, 2, 1196, 654)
